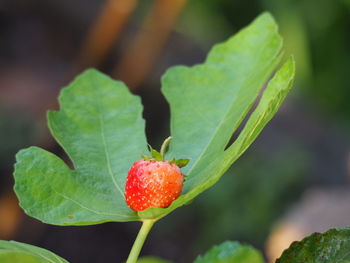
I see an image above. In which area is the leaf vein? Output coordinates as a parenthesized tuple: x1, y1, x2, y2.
(88, 76, 125, 198)
(98, 114, 125, 197)
(50, 187, 132, 218)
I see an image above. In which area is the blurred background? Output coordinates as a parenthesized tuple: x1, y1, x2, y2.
(0, 0, 350, 262)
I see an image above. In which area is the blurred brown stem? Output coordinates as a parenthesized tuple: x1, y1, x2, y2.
(74, 0, 138, 72)
(0, 190, 23, 239)
(113, 0, 188, 89)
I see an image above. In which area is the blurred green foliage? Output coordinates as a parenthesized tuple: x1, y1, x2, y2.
(276, 227, 350, 263)
(179, 0, 350, 124)
(194, 241, 263, 263)
(192, 146, 309, 250)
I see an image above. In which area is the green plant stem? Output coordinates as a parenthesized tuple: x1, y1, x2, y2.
(160, 136, 172, 158)
(126, 219, 156, 263)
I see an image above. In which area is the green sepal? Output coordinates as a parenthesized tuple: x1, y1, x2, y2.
(182, 174, 189, 182)
(151, 149, 163, 161)
(142, 137, 189, 165)
(169, 158, 190, 169)
(141, 155, 151, 161)
(174, 159, 190, 168)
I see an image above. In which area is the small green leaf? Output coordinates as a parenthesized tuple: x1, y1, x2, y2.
(175, 159, 190, 168)
(14, 69, 148, 225)
(137, 256, 172, 263)
(139, 13, 295, 219)
(276, 227, 350, 263)
(0, 240, 68, 263)
(194, 241, 264, 263)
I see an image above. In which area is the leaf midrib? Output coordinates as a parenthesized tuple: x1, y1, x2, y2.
(89, 77, 125, 198)
(98, 113, 124, 197)
(50, 186, 131, 218)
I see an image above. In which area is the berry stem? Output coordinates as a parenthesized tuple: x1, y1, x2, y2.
(126, 219, 156, 263)
(160, 136, 172, 159)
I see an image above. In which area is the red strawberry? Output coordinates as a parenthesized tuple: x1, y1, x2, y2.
(124, 137, 189, 212)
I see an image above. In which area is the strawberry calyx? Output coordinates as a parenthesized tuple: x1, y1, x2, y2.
(141, 136, 190, 168)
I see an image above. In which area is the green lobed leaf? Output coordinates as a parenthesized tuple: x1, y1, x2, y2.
(139, 13, 295, 219)
(14, 12, 295, 224)
(163, 12, 282, 180)
(194, 241, 264, 263)
(0, 240, 68, 263)
(14, 69, 148, 225)
(276, 227, 350, 263)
